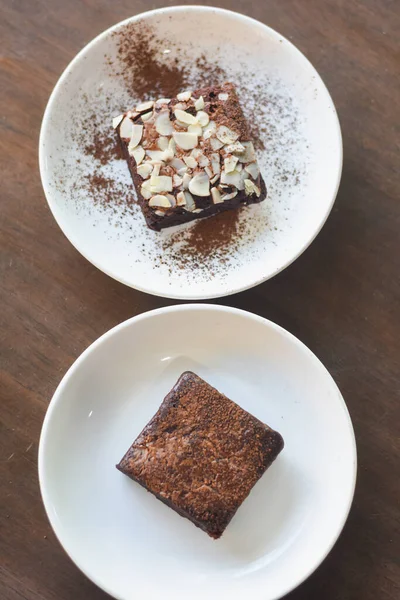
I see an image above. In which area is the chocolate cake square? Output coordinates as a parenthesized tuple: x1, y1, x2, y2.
(117, 372, 284, 539)
(112, 83, 266, 231)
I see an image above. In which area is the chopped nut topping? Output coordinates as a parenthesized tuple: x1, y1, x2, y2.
(155, 111, 173, 136)
(112, 114, 124, 129)
(244, 179, 261, 197)
(173, 131, 198, 150)
(221, 189, 238, 201)
(188, 123, 203, 136)
(245, 162, 260, 179)
(119, 116, 134, 139)
(137, 163, 153, 179)
(149, 194, 172, 208)
(184, 156, 198, 169)
(127, 125, 143, 153)
(211, 187, 223, 204)
(196, 111, 209, 127)
(176, 191, 186, 206)
(174, 109, 197, 125)
(194, 96, 205, 111)
(129, 145, 145, 165)
(189, 172, 210, 196)
(210, 137, 225, 150)
(114, 83, 264, 226)
(136, 100, 154, 113)
(202, 121, 217, 139)
(177, 91, 192, 101)
(237, 141, 256, 163)
(224, 155, 238, 173)
(149, 175, 173, 193)
(216, 125, 239, 145)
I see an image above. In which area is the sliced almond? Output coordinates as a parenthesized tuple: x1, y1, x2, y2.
(150, 175, 173, 193)
(128, 124, 143, 150)
(197, 152, 210, 167)
(155, 111, 173, 136)
(245, 162, 260, 179)
(126, 110, 139, 120)
(210, 173, 220, 185)
(190, 148, 202, 160)
(173, 131, 198, 150)
(136, 100, 154, 113)
(119, 116, 134, 139)
(237, 141, 256, 163)
(189, 172, 210, 196)
(183, 191, 195, 211)
(194, 96, 205, 111)
(221, 169, 243, 189)
(218, 92, 229, 101)
(177, 91, 192, 101)
(141, 180, 152, 199)
(157, 136, 169, 150)
(210, 153, 220, 175)
(162, 141, 175, 161)
(137, 163, 153, 179)
(205, 166, 213, 179)
(177, 166, 188, 176)
(149, 194, 172, 208)
(176, 191, 186, 206)
(224, 155, 238, 173)
(130, 145, 145, 164)
(211, 187, 223, 204)
(210, 136, 225, 150)
(244, 179, 261, 197)
(196, 111, 209, 127)
(221, 190, 238, 201)
(156, 98, 171, 105)
(173, 174, 183, 187)
(166, 193, 176, 207)
(141, 110, 154, 122)
(151, 162, 161, 177)
(202, 120, 217, 139)
(184, 156, 198, 169)
(170, 157, 186, 171)
(188, 123, 203, 136)
(225, 141, 245, 154)
(216, 125, 239, 145)
(235, 162, 243, 172)
(182, 172, 192, 189)
(112, 114, 124, 129)
(146, 150, 166, 162)
(174, 109, 197, 125)
(155, 210, 166, 217)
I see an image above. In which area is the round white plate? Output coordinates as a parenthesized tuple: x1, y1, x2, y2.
(39, 305, 356, 600)
(39, 6, 342, 300)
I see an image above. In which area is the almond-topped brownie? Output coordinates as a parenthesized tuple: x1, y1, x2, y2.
(112, 83, 266, 231)
(116, 372, 283, 539)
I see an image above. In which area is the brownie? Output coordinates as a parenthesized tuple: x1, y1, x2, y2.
(116, 372, 284, 539)
(112, 83, 267, 231)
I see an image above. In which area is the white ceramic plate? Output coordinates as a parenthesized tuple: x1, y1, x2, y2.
(39, 6, 342, 300)
(39, 305, 356, 600)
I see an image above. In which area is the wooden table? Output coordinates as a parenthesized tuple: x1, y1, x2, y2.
(1, 1, 399, 598)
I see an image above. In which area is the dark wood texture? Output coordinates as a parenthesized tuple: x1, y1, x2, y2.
(1, 1, 399, 598)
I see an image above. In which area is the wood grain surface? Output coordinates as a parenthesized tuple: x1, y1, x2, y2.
(1, 1, 399, 598)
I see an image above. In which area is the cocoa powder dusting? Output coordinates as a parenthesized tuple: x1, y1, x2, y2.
(112, 23, 190, 99)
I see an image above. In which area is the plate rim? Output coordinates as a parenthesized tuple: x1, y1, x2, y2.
(38, 303, 357, 600)
(38, 5, 343, 300)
